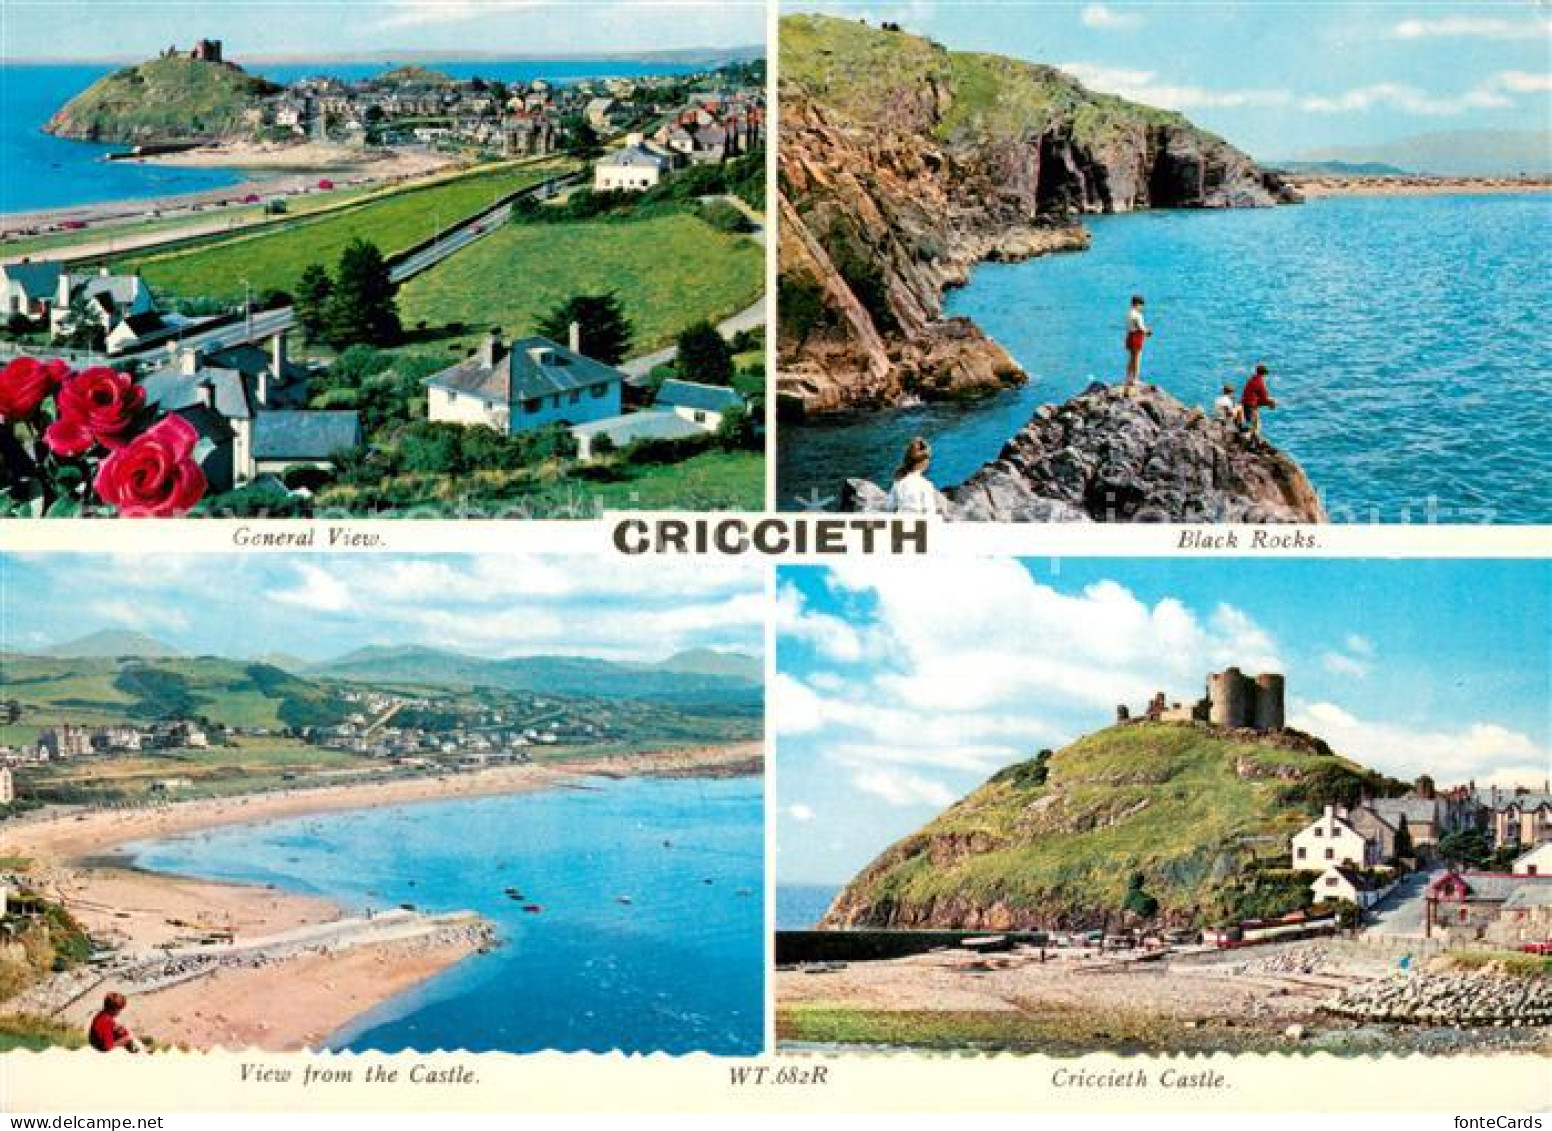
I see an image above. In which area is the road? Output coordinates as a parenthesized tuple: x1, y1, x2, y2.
(1363, 868, 1438, 938)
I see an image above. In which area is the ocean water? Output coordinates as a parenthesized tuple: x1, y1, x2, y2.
(776, 884, 839, 931)
(778, 193, 1552, 523)
(0, 60, 699, 215)
(128, 774, 764, 1055)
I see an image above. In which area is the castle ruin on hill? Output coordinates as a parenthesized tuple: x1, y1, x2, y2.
(1117, 667, 1286, 732)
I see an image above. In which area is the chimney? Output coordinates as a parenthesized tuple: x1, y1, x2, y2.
(568, 320, 581, 355)
(270, 330, 287, 379)
(478, 328, 504, 369)
(178, 346, 201, 376)
(194, 380, 213, 408)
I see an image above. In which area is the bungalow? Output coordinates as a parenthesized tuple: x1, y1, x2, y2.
(1310, 864, 1386, 908)
(1424, 870, 1552, 939)
(594, 144, 671, 193)
(1513, 842, 1552, 877)
(1292, 805, 1381, 871)
(653, 379, 744, 431)
(425, 329, 623, 437)
(50, 269, 156, 343)
(0, 260, 63, 321)
(570, 410, 705, 462)
(1490, 885, 1552, 947)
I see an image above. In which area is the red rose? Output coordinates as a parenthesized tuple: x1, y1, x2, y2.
(45, 366, 146, 456)
(93, 414, 207, 518)
(0, 356, 69, 422)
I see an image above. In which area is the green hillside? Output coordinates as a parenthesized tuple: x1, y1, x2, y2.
(44, 55, 280, 143)
(40, 630, 183, 659)
(781, 13, 1192, 150)
(0, 654, 348, 732)
(827, 722, 1406, 930)
(311, 645, 763, 707)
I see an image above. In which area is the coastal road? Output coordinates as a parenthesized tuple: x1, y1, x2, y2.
(1362, 868, 1439, 938)
(116, 306, 296, 361)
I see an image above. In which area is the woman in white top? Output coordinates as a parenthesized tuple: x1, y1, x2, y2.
(1124, 294, 1151, 392)
(886, 436, 941, 516)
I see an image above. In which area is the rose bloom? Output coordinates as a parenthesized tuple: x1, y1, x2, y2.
(93, 414, 207, 518)
(45, 366, 146, 456)
(0, 356, 70, 422)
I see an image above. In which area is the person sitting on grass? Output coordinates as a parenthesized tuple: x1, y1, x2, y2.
(1123, 294, 1152, 394)
(886, 436, 942, 516)
(1240, 363, 1277, 443)
(88, 991, 142, 1053)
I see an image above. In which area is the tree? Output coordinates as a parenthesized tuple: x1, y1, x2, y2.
(1393, 816, 1413, 862)
(536, 293, 633, 364)
(295, 263, 334, 345)
(1436, 828, 1493, 869)
(325, 238, 400, 348)
(562, 117, 602, 159)
(675, 320, 733, 385)
(58, 291, 106, 352)
(1121, 873, 1159, 920)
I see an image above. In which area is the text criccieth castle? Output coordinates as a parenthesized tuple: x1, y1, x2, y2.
(1117, 667, 1286, 732)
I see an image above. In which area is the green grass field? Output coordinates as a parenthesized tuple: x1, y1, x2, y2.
(397, 211, 763, 355)
(121, 160, 570, 301)
(0, 1014, 86, 1053)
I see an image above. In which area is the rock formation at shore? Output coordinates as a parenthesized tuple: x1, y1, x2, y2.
(777, 14, 1299, 417)
(45, 53, 280, 144)
(821, 721, 1402, 932)
(843, 383, 1327, 522)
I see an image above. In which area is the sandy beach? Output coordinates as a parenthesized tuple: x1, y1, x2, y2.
(1289, 175, 1552, 198)
(1, 742, 760, 1051)
(0, 142, 459, 238)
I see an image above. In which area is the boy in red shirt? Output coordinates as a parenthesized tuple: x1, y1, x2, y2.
(1241, 363, 1276, 439)
(88, 991, 141, 1052)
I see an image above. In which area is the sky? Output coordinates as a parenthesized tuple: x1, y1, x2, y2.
(798, 1, 1552, 157)
(0, 553, 765, 663)
(0, 0, 765, 62)
(776, 558, 1552, 885)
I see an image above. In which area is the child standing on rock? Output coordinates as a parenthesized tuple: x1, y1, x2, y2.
(1124, 295, 1151, 393)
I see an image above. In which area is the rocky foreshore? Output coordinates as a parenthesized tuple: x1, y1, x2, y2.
(843, 383, 1327, 523)
(1322, 968, 1552, 1027)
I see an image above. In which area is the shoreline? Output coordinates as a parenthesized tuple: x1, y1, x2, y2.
(1287, 175, 1552, 198)
(1, 742, 761, 1051)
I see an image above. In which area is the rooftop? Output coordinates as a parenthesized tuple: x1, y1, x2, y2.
(571, 410, 705, 446)
(253, 411, 361, 460)
(426, 335, 625, 405)
(655, 379, 744, 414)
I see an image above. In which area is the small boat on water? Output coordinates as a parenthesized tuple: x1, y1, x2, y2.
(503, 887, 524, 900)
(616, 895, 632, 905)
(522, 904, 543, 914)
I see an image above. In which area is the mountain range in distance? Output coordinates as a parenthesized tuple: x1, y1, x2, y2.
(20, 44, 764, 67)
(1281, 129, 1551, 178)
(27, 632, 761, 697)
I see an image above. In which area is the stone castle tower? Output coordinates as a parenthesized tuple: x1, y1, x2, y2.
(1117, 667, 1285, 732)
(191, 39, 223, 63)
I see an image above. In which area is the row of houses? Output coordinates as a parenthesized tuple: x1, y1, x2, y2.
(6, 720, 211, 764)
(593, 90, 765, 193)
(1424, 864, 1552, 944)
(424, 327, 744, 459)
(0, 262, 196, 354)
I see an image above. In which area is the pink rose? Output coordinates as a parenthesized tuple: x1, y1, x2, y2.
(93, 415, 207, 518)
(45, 366, 146, 456)
(0, 356, 69, 422)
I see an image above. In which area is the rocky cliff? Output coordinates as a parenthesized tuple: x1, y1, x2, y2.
(821, 722, 1401, 932)
(45, 55, 279, 144)
(844, 383, 1327, 522)
(778, 14, 1298, 416)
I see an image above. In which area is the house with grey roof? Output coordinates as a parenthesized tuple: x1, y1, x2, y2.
(653, 379, 745, 431)
(425, 330, 623, 437)
(570, 410, 705, 462)
(50, 268, 156, 344)
(1424, 870, 1552, 939)
(594, 144, 672, 192)
(252, 412, 363, 477)
(0, 260, 64, 321)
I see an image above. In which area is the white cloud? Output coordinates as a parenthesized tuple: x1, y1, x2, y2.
(775, 583, 867, 662)
(1321, 651, 1371, 678)
(274, 563, 357, 613)
(1493, 70, 1552, 95)
(1059, 62, 1291, 110)
(86, 599, 188, 633)
(1393, 15, 1552, 41)
(1345, 634, 1375, 658)
(1291, 701, 1550, 786)
(851, 768, 959, 808)
(1081, 4, 1142, 31)
(1301, 82, 1513, 116)
(787, 803, 817, 822)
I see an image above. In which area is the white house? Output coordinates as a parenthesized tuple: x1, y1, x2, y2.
(1512, 842, 1552, 876)
(0, 261, 63, 320)
(50, 268, 156, 341)
(594, 145, 671, 193)
(570, 410, 705, 462)
(1311, 864, 1386, 908)
(1292, 805, 1380, 870)
(426, 329, 624, 437)
(653, 379, 745, 431)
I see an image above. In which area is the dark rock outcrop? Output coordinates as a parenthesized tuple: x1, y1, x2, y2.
(778, 14, 1299, 418)
(844, 383, 1326, 523)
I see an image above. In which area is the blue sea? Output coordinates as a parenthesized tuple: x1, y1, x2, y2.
(776, 884, 839, 931)
(778, 193, 1552, 524)
(127, 774, 764, 1055)
(0, 60, 700, 215)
